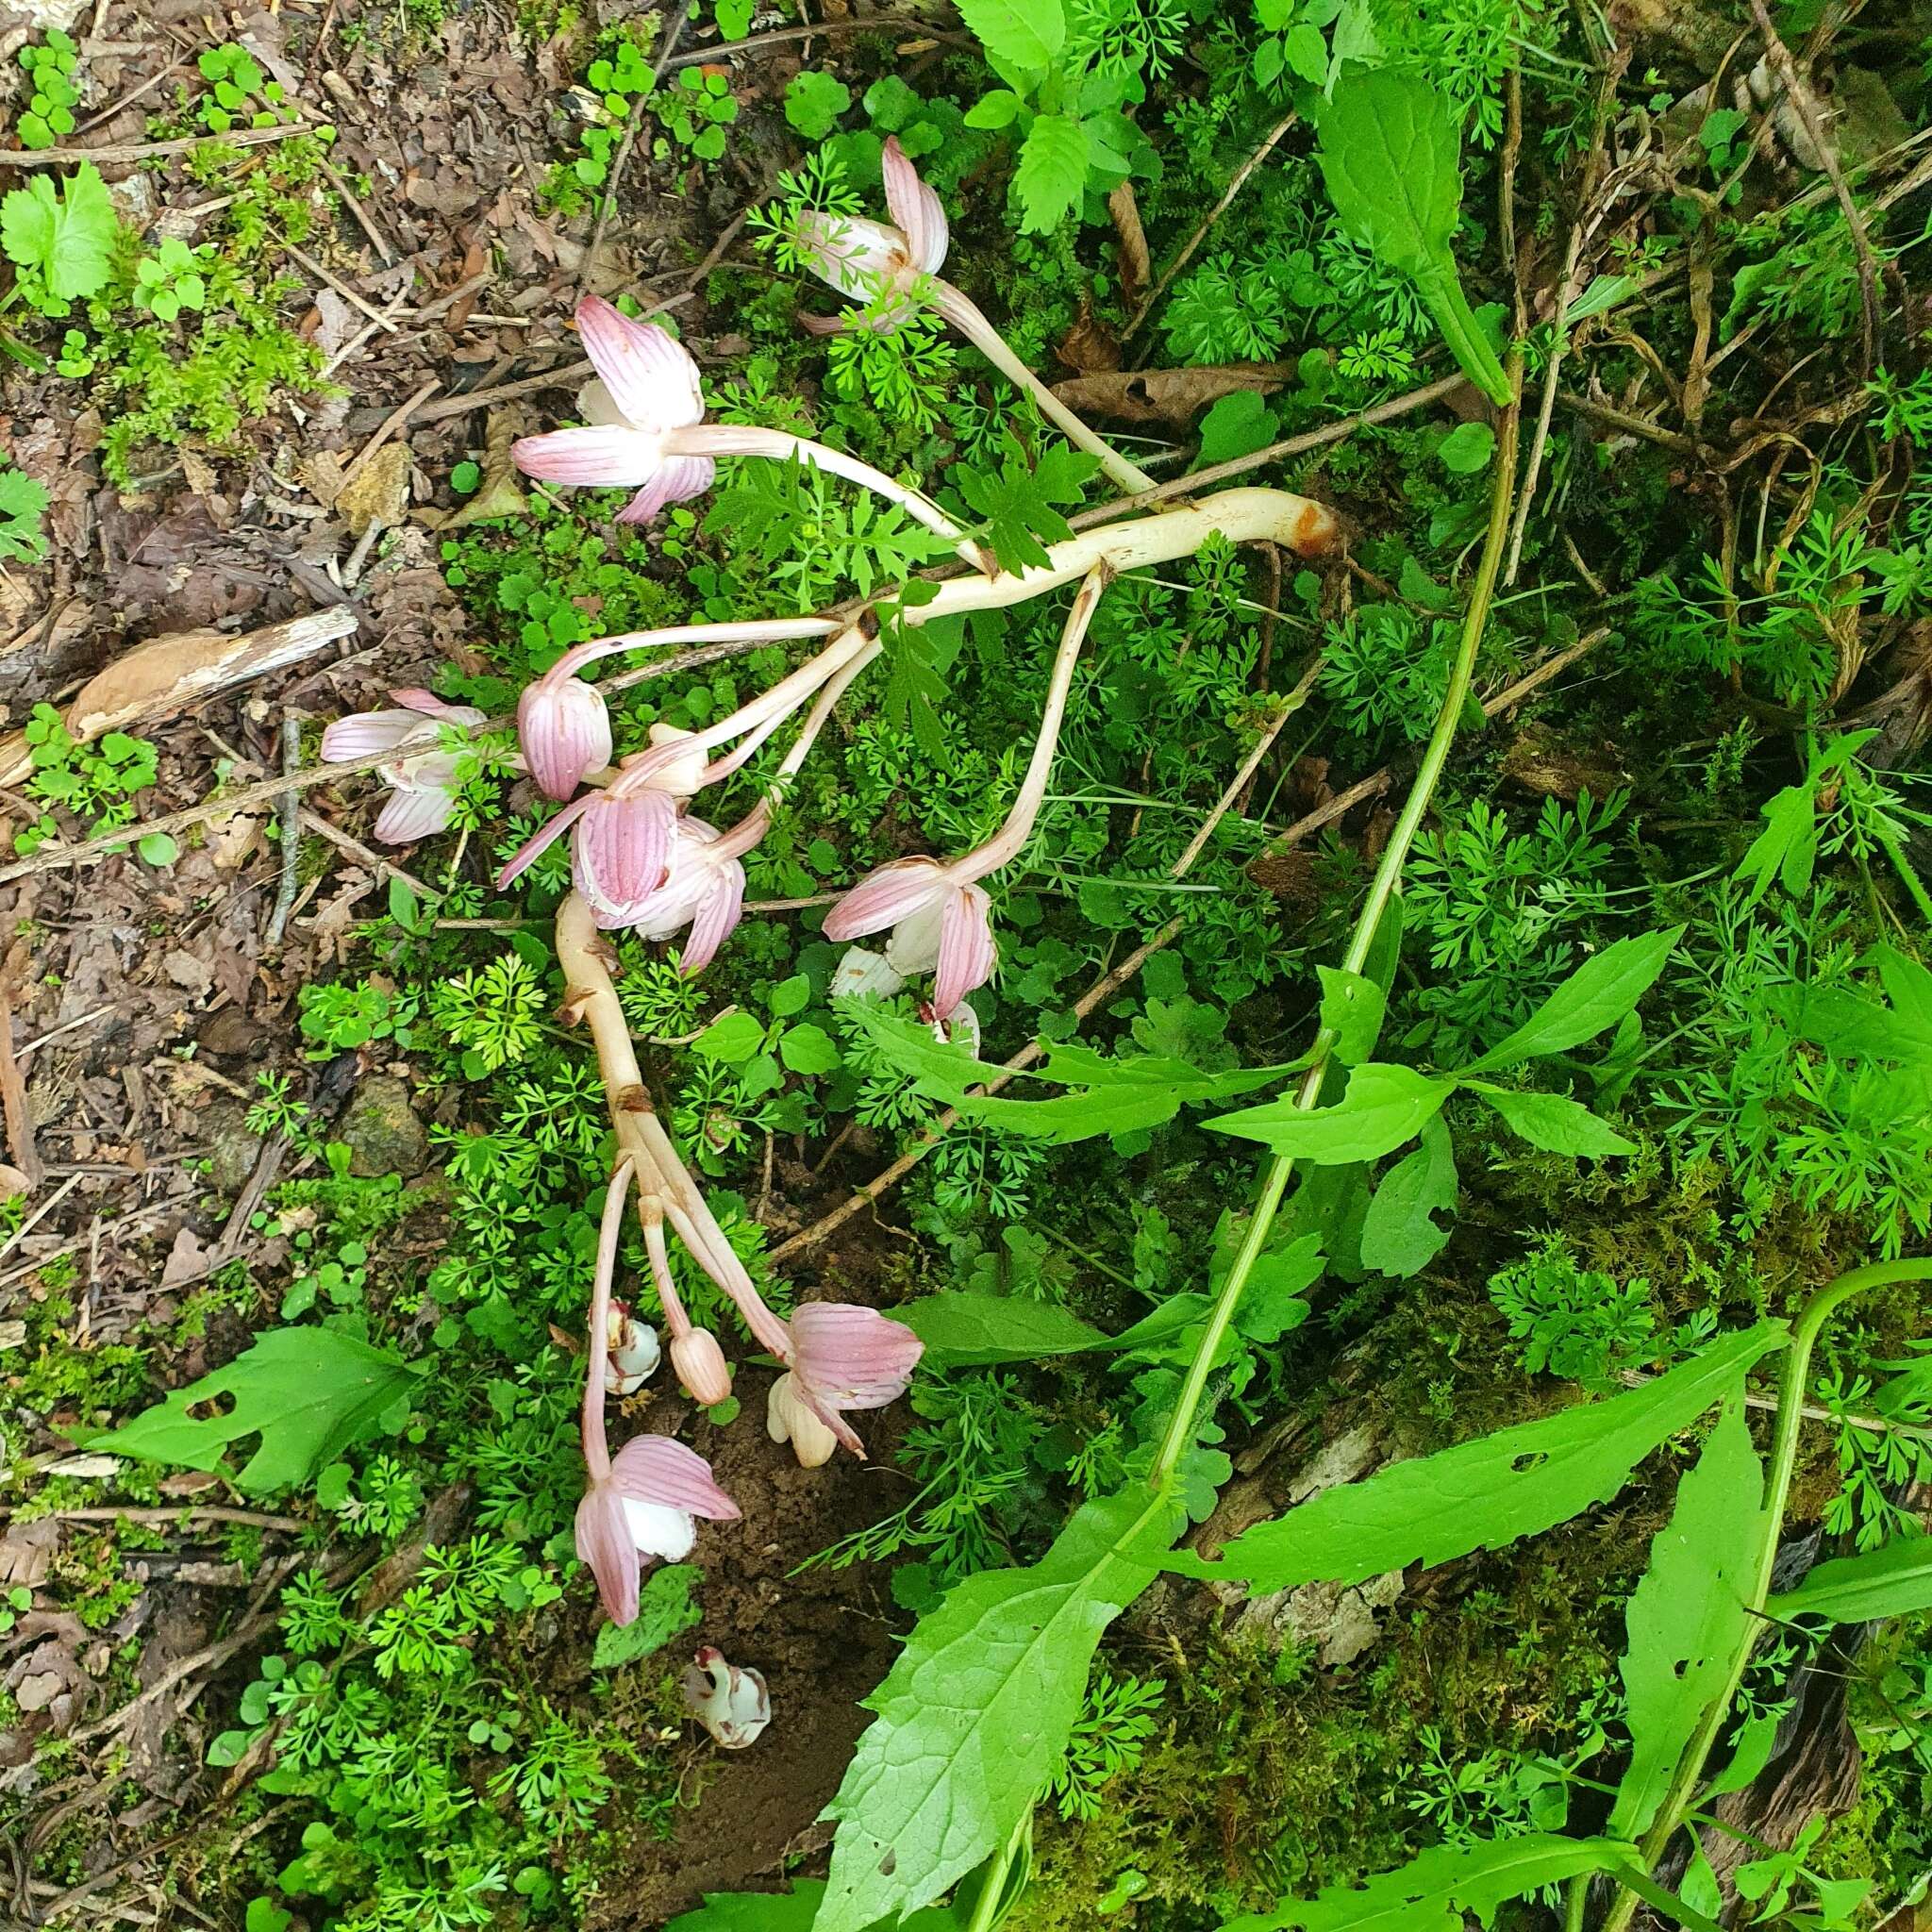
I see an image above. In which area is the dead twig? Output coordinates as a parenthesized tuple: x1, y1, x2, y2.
(1746, 0, 1881, 375)
(265, 717, 304, 949)
(0, 986, 42, 1188)
(318, 156, 398, 264)
(0, 122, 311, 166)
(1125, 109, 1298, 344)
(35, 1506, 307, 1530)
(339, 378, 441, 491)
(664, 15, 975, 67)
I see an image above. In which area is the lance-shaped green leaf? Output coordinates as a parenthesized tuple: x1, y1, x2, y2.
(816, 1482, 1184, 1931)
(1469, 1084, 1636, 1158)
(1220, 1833, 1637, 1932)
(1311, 68, 1511, 406)
(1607, 1399, 1764, 1841)
(954, 0, 1063, 80)
(1358, 1112, 1457, 1276)
(1205, 1062, 1454, 1164)
(841, 1004, 1279, 1144)
(1169, 1323, 1784, 1587)
(82, 1325, 422, 1493)
(1766, 1536, 1932, 1625)
(1461, 927, 1684, 1074)
(896, 1291, 1110, 1366)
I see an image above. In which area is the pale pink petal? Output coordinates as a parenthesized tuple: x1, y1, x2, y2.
(616, 455, 716, 525)
(512, 425, 662, 489)
(608, 1433, 741, 1520)
(794, 210, 906, 298)
(494, 791, 593, 889)
(798, 308, 852, 337)
(574, 790, 675, 918)
(321, 709, 426, 760)
(678, 858, 745, 974)
(881, 138, 948, 275)
(932, 882, 995, 1020)
(391, 689, 486, 726)
(374, 783, 457, 843)
(575, 295, 706, 431)
(823, 856, 951, 942)
(791, 1302, 924, 1411)
(519, 678, 612, 800)
(575, 1483, 641, 1625)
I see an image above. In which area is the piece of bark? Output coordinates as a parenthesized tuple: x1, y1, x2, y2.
(1108, 180, 1150, 310)
(0, 605, 358, 786)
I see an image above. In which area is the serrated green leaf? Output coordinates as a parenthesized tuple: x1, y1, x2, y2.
(1462, 928, 1684, 1074)
(778, 1022, 841, 1075)
(1222, 1835, 1636, 1932)
(1471, 1084, 1636, 1158)
(692, 1008, 766, 1062)
(784, 70, 851, 139)
(1013, 112, 1089, 234)
(817, 1483, 1184, 1931)
(591, 1564, 703, 1669)
(954, 0, 1064, 78)
(1205, 1062, 1454, 1164)
(1607, 1401, 1764, 1840)
(1312, 70, 1509, 405)
(1766, 1536, 1932, 1625)
(1170, 1324, 1785, 1589)
(1, 160, 116, 301)
(1358, 1112, 1457, 1276)
(82, 1326, 422, 1493)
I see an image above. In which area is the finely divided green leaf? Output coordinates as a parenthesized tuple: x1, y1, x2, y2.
(1607, 1401, 1764, 1840)
(1205, 1062, 1453, 1164)
(1220, 1834, 1637, 1932)
(1766, 1537, 1932, 1625)
(83, 1325, 422, 1493)
(1169, 1324, 1784, 1588)
(1471, 1085, 1636, 1157)
(817, 1484, 1184, 1931)
(1462, 928, 1684, 1074)
(895, 1291, 1110, 1366)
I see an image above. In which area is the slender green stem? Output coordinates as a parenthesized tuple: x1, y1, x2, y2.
(1150, 358, 1522, 1491)
(966, 1794, 1031, 1932)
(1591, 1257, 1932, 1932)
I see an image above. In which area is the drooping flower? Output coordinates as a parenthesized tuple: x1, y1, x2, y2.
(320, 688, 486, 844)
(605, 1302, 661, 1395)
(579, 1164, 740, 1625)
(496, 784, 678, 929)
(795, 136, 949, 331)
(789, 140, 1157, 494)
(513, 295, 974, 554)
(518, 675, 612, 802)
(767, 1302, 924, 1464)
(681, 1646, 771, 1749)
(822, 857, 995, 1023)
(618, 813, 748, 966)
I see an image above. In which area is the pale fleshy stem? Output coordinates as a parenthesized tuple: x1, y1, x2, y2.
(705, 647, 878, 861)
(932, 282, 1159, 496)
(643, 1216, 695, 1342)
(957, 563, 1111, 881)
(556, 892, 797, 1360)
(581, 1157, 636, 1483)
(547, 618, 841, 690)
(660, 423, 990, 569)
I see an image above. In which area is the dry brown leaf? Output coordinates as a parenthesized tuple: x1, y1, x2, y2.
(421, 410, 528, 531)
(302, 448, 347, 510)
(337, 441, 412, 537)
(1056, 297, 1122, 376)
(1108, 180, 1150, 310)
(1052, 362, 1297, 426)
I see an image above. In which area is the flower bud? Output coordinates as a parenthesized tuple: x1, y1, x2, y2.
(518, 676, 612, 801)
(672, 1327, 734, 1406)
(681, 1645, 770, 1748)
(605, 1304, 661, 1395)
(765, 1371, 838, 1469)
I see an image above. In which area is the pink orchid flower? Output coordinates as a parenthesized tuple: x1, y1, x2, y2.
(518, 675, 612, 802)
(619, 813, 749, 968)
(320, 688, 486, 844)
(682, 1646, 771, 1748)
(766, 1301, 924, 1466)
(824, 566, 1109, 1019)
(578, 1165, 739, 1625)
(513, 295, 974, 553)
(796, 136, 949, 332)
(790, 140, 1156, 494)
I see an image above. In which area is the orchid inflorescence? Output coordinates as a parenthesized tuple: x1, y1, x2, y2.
(322, 141, 1341, 1643)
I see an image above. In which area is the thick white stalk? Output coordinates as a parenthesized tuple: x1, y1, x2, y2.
(934, 282, 1159, 496)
